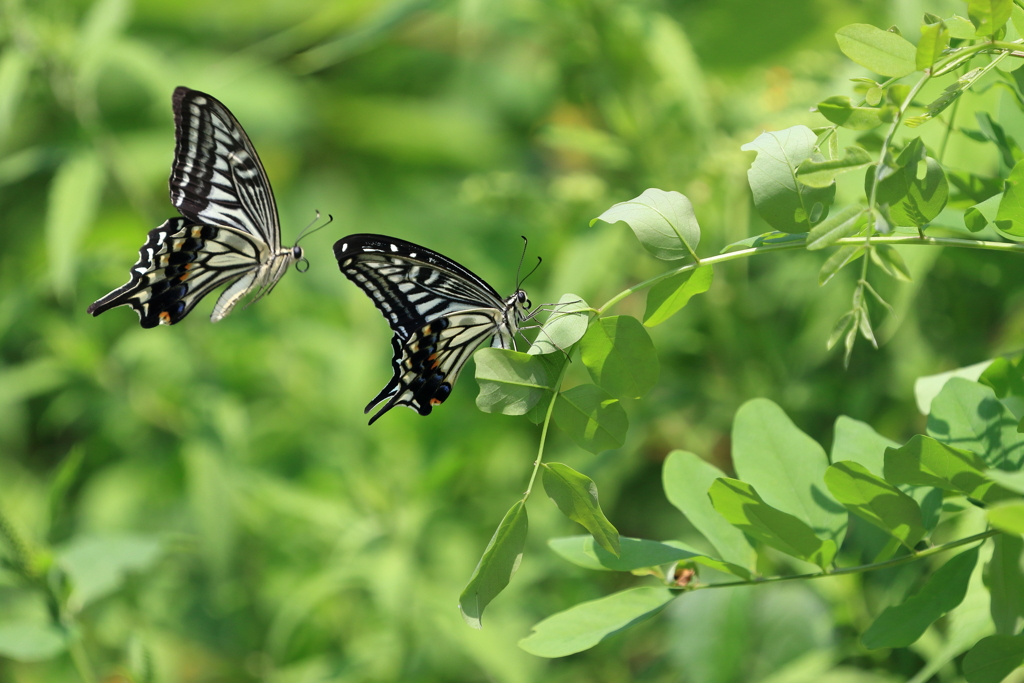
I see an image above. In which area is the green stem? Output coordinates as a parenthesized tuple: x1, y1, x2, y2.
(66, 633, 96, 683)
(868, 73, 930, 216)
(686, 529, 999, 592)
(597, 235, 1024, 315)
(523, 356, 572, 499)
(939, 86, 962, 163)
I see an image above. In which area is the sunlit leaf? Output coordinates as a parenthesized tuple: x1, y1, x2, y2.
(862, 547, 978, 648)
(542, 463, 620, 556)
(819, 246, 864, 286)
(459, 500, 529, 629)
(579, 316, 658, 399)
(988, 501, 1024, 534)
(0, 623, 66, 662)
(883, 435, 1016, 503)
(835, 23, 917, 77)
(927, 377, 1024, 470)
(824, 461, 925, 549)
(528, 294, 589, 355)
(553, 385, 628, 453)
(965, 194, 1001, 232)
(57, 534, 163, 610)
(549, 535, 690, 572)
(519, 587, 675, 657)
(945, 14, 979, 38)
(870, 244, 912, 281)
(816, 97, 892, 131)
(592, 188, 700, 261)
(709, 478, 837, 570)
(719, 231, 807, 253)
(996, 158, 1024, 239)
(662, 451, 757, 574)
(643, 265, 713, 327)
(731, 398, 847, 547)
(968, 0, 1012, 36)
(742, 126, 836, 233)
(917, 19, 950, 70)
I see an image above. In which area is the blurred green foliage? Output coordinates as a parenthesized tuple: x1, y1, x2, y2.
(4, 0, 1024, 680)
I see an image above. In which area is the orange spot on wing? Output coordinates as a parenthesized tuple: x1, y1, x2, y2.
(430, 398, 442, 406)
(158, 311, 172, 324)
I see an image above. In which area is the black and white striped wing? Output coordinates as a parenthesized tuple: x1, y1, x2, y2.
(88, 217, 266, 328)
(333, 234, 510, 424)
(169, 87, 281, 249)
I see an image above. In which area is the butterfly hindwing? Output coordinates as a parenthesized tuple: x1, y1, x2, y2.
(170, 87, 281, 249)
(334, 234, 521, 423)
(88, 218, 266, 327)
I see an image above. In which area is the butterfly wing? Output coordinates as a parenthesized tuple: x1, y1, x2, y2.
(169, 87, 281, 249)
(88, 217, 267, 327)
(333, 234, 510, 423)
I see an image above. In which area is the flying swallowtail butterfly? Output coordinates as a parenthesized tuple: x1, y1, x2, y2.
(334, 234, 538, 424)
(88, 86, 307, 327)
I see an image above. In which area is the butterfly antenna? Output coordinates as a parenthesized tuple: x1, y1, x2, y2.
(515, 235, 529, 289)
(295, 211, 335, 245)
(519, 256, 542, 289)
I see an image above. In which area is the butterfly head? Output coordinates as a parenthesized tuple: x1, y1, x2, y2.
(516, 289, 532, 310)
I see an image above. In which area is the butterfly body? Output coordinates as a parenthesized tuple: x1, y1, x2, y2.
(334, 234, 531, 423)
(88, 87, 302, 326)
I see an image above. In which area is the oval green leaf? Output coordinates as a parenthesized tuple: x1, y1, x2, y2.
(519, 586, 675, 657)
(963, 633, 1024, 683)
(927, 377, 1024, 470)
(816, 96, 890, 131)
(708, 478, 837, 570)
(580, 316, 658, 399)
(459, 500, 529, 629)
(797, 146, 873, 188)
(824, 461, 925, 549)
(835, 23, 917, 77)
(528, 293, 590, 355)
(553, 384, 628, 454)
(542, 463, 620, 556)
(806, 205, 866, 250)
(883, 435, 1016, 503)
(474, 348, 551, 415)
(968, 0, 1012, 36)
(0, 622, 66, 662)
(592, 188, 700, 261)
(988, 500, 1024, 535)
(643, 265, 713, 327)
(916, 20, 950, 70)
(548, 535, 698, 572)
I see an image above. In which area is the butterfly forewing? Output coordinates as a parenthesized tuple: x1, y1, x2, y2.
(89, 87, 300, 326)
(87, 218, 266, 327)
(334, 234, 522, 423)
(170, 87, 281, 249)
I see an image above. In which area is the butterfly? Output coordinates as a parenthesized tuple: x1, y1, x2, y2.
(334, 234, 543, 424)
(88, 86, 310, 327)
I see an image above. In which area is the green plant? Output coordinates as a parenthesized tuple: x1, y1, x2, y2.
(464, 4, 1024, 677)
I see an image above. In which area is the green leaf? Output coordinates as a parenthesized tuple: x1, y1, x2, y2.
(662, 451, 757, 574)
(523, 353, 566, 424)
(965, 194, 1001, 232)
(815, 96, 892, 131)
(57, 534, 163, 610)
(831, 416, 942, 530)
(0, 47, 32, 142)
(968, 0, 1012, 36)
(474, 348, 552, 415)
(643, 265, 713, 327)
(542, 463, 620, 556)
(888, 157, 949, 228)
(861, 547, 979, 648)
(709, 478, 837, 570)
(985, 534, 1024, 634)
(963, 633, 1024, 683)
(579, 316, 658, 399)
(927, 377, 1024, 470)
(883, 435, 1016, 503)
(914, 360, 995, 414)
(528, 293, 589, 355)
(835, 23, 918, 77)
(824, 461, 925, 549)
(0, 622, 66, 662)
(549, 535, 711, 572)
(592, 188, 700, 261)
(906, 68, 986, 127)
(797, 146, 873, 187)
(819, 246, 864, 286)
(996, 159, 1024, 239)
(519, 587, 675, 657)
(553, 384, 628, 454)
(459, 500, 529, 629)
(986, 469, 1024, 494)
(946, 14, 979, 38)
(917, 19, 950, 70)
(741, 126, 837, 234)
(731, 398, 847, 547)
(806, 205, 866, 250)
(46, 149, 105, 298)
(976, 112, 1021, 168)
(988, 501, 1024, 534)
(719, 231, 808, 253)
(870, 244, 912, 281)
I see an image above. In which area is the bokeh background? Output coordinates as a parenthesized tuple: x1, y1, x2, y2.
(1, 0, 1021, 680)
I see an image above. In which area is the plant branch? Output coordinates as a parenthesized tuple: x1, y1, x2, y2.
(598, 234, 1024, 315)
(523, 356, 572, 499)
(685, 528, 999, 592)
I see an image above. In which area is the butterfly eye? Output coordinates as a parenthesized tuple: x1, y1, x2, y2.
(293, 246, 304, 259)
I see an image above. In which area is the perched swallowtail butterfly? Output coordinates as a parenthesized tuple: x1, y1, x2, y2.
(88, 87, 307, 327)
(334, 234, 537, 424)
